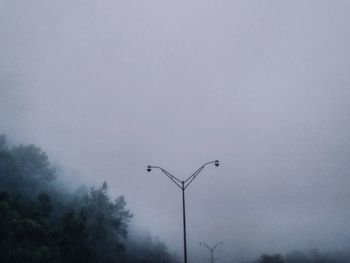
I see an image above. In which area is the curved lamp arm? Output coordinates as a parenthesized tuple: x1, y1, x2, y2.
(147, 165, 182, 189)
(212, 241, 223, 251)
(199, 241, 223, 251)
(184, 160, 220, 189)
(147, 160, 219, 190)
(199, 242, 212, 251)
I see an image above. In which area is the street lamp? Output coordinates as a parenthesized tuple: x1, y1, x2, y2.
(199, 242, 223, 263)
(147, 160, 220, 263)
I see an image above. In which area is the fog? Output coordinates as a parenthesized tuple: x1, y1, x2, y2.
(1, 0, 350, 262)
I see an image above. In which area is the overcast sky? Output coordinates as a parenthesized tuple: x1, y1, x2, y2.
(1, 1, 350, 262)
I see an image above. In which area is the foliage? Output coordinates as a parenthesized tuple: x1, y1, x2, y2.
(0, 135, 176, 263)
(251, 250, 350, 263)
(258, 254, 285, 263)
(0, 136, 56, 198)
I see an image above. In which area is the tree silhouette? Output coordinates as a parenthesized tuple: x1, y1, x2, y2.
(259, 254, 285, 263)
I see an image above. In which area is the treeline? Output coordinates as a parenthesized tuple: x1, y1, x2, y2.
(251, 249, 350, 263)
(0, 135, 179, 263)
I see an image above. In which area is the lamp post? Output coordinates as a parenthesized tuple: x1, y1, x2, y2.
(147, 160, 220, 263)
(199, 242, 223, 263)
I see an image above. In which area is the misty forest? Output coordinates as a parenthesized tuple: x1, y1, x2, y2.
(2, 1, 350, 263)
(0, 135, 179, 263)
(1, 139, 350, 263)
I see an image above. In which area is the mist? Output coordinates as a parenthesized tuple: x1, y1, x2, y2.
(1, 0, 350, 262)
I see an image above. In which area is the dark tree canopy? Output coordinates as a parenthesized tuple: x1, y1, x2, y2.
(251, 250, 350, 263)
(258, 254, 285, 263)
(0, 135, 177, 263)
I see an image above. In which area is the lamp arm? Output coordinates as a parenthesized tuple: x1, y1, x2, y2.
(150, 166, 183, 189)
(184, 166, 204, 189)
(184, 161, 218, 189)
(212, 242, 223, 250)
(200, 242, 211, 251)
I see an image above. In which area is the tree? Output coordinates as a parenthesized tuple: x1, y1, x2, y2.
(0, 138, 56, 199)
(0, 136, 177, 263)
(0, 136, 16, 192)
(59, 209, 93, 263)
(285, 251, 308, 263)
(127, 233, 173, 263)
(11, 144, 56, 197)
(80, 182, 133, 263)
(259, 254, 285, 263)
(0, 190, 58, 263)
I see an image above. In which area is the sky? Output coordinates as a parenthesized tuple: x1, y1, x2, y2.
(1, 0, 350, 262)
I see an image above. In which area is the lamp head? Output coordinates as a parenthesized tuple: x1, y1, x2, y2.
(214, 160, 220, 167)
(147, 166, 152, 172)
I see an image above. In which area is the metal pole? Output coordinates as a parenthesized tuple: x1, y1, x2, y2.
(182, 181, 188, 263)
(147, 161, 220, 263)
